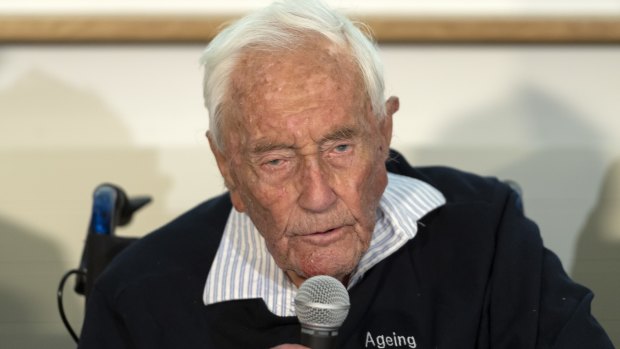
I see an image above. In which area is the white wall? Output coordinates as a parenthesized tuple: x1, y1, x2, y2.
(1, 43, 619, 347)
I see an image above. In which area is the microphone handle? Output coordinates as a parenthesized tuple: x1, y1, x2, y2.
(300, 328, 338, 349)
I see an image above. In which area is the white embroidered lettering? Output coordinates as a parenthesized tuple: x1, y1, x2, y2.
(366, 331, 376, 347)
(364, 331, 416, 348)
(377, 335, 385, 348)
(407, 336, 416, 348)
(395, 333, 407, 346)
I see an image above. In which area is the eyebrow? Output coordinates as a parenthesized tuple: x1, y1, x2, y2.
(251, 141, 295, 155)
(249, 126, 359, 155)
(319, 127, 358, 144)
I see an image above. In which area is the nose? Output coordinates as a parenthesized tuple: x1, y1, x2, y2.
(297, 158, 337, 213)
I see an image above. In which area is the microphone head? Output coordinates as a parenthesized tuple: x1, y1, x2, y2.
(294, 275, 350, 330)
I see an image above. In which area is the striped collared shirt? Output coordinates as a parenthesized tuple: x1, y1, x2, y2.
(203, 172, 446, 317)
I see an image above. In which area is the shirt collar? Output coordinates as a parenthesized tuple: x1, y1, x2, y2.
(203, 172, 445, 316)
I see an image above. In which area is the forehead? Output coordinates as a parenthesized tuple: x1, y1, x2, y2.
(223, 38, 368, 148)
(235, 42, 360, 106)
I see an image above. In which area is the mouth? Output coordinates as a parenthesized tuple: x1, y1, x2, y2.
(298, 226, 346, 246)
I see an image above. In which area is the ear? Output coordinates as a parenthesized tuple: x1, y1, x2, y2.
(207, 131, 246, 212)
(380, 96, 399, 153)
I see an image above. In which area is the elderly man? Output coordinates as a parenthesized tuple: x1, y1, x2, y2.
(78, 1, 613, 348)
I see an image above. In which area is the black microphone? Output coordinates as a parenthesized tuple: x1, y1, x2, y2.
(294, 275, 350, 349)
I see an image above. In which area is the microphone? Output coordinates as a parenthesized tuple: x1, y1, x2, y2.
(294, 275, 350, 349)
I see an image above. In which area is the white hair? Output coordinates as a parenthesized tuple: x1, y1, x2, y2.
(200, 0, 386, 151)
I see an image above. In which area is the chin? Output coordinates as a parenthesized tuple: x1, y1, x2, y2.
(276, 235, 370, 283)
(295, 251, 361, 282)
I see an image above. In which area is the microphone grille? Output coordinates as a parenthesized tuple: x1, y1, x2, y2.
(294, 275, 350, 329)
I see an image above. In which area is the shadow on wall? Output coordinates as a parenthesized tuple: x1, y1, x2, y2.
(0, 215, 77, 348)
(572, 158, 620, 346)
(0, 69, 173, 348)
(399, 84, 617, 344)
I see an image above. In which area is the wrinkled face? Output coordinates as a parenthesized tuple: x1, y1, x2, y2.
(210, 41, 396, 286)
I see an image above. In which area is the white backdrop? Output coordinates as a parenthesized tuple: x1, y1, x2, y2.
(1, 42, 619, 347)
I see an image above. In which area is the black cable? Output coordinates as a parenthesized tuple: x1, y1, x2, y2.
(57, 268, 85, 344)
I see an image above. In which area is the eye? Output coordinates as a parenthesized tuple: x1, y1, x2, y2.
(266, 158, 283, 166)
(262, 157, 290, 170)
(334, 144, 351, 153)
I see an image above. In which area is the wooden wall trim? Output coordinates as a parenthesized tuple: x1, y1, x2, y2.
(1, 15, 620, 43)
